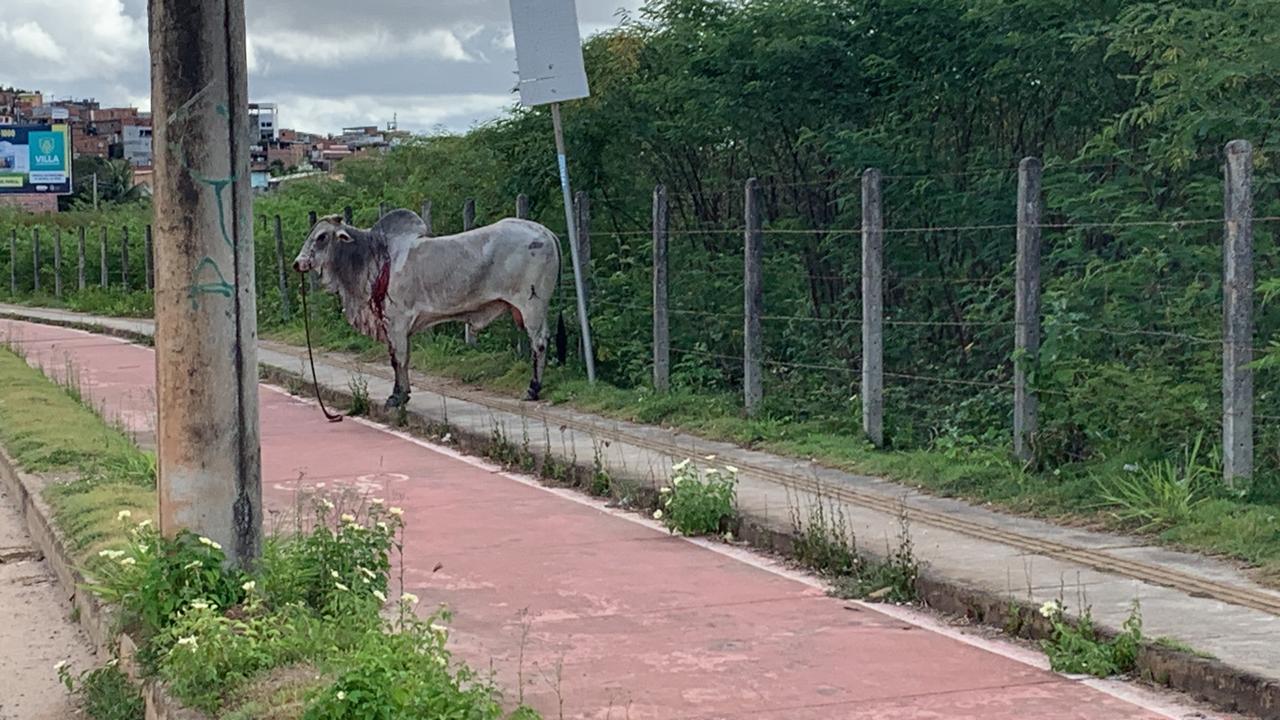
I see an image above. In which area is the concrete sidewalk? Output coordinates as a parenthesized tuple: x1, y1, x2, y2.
(1, 306, 1276, 718)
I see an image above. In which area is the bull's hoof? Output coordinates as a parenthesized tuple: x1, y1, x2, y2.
(385, 393, 409, 410)
(524, 381, 542, 402)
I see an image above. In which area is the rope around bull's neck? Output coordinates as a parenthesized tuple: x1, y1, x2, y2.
(300, 272, 344, 423)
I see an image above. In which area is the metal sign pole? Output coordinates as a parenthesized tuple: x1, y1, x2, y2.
(551, 102, 596, 383)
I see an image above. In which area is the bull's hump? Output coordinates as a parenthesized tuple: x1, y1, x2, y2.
(374, 209, 429, 241)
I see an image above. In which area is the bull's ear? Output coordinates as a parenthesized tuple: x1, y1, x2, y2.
(336, 229, 353, 243)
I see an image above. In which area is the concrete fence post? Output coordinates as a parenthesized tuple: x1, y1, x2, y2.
(378, 202, 388, 218)
(1223, 139, 1254, 486)
(574, 191, 592, 362)
(273, 215, 291, 321)
(1014, 157, 1043, 463)
(144, 225, 155, 291)
(99, 226, 108, 289)
(744, 178, 764, 416)
(861, 168, 884, 447)
(653, 184, 670, 392)
(516, 193, 530, 220)
(77, 227, 86, 291)
(120, 226, 130, 291)
(53, 229, 63, 298)
(464, 198, 477, 345)
(31, 228, 40, 293)
(9, 230, 16, 295)
(421, 200, 433, 235)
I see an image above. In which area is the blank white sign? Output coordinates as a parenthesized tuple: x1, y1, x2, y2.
(509, 0, 591, 106)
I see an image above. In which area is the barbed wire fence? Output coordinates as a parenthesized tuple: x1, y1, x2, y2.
(1, 142, 1277, 484)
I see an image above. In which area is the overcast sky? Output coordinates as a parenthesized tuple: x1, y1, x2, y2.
(0, 0, 641, 135)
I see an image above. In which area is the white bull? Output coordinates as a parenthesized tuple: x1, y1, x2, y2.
(292, 209, 561, 406)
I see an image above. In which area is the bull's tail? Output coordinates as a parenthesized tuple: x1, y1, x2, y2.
(551, 226, 568, 366)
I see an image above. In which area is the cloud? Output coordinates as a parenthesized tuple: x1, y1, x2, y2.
(274, 92, 517, 136)
(2, 0, 641, 134)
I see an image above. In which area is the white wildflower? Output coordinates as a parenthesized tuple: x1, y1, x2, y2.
(1123, 463, 1138, 473)
(659, 486, 671, 494)
(724, 465, 739, 474)
(372, 589, 387, 603)
(653, 509, 664, 520)
(320, 499, 334, 510)
(704, 454, 716, 461)
(434, 655, 447, 667)
(120, 557, 136, 566)
(389, 507, 404, 517)
(377, 521, 389, 533)
(198, 536, 222, 550)
(672, 458, 691, 471)
(370, 498, 384, 506)
(723, 532, 734, 542)
(1039, 600, 1062, 619)
(331, 570, 340, 579)
(54, 659, 70, 671)
(400, 592, 419, 606)
(242, 580, 256, 593)
(359, 567, 377, 579)
(137, 519, 152, 529)
(429, 622, 448, 634)
(341, 513, 355, 523)
(335, 582, 350, 592)
(98, 549, 124, 559)
(117, 510, 132, 521)
(337, 691, 346, 701)
(183, 560, 202, 570)
(176, 636, 197, 649)
(190, 600, 210, 611)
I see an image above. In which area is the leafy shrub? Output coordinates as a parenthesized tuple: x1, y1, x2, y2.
(57, 661, 144, 720)
(1040, 600, 1142, 677)
(655, 459, 737, 536)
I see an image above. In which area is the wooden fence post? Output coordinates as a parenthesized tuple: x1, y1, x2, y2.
(744, 178, 764, 415)
(862, 168, 884, 446)
(32, 228, 40, 293)
(421, 200, 433, 235)
(1014, 157, 1043, 463)
(121, 226, 130, 291)
(99, 226, 108, 289)
(144, 225, 155, 291)
(8, 230, 16, 295)
(53, 229, 63, 298)
(273, 215, 291, 321)
(77, 227, 86, 291)
(1223, 139, 1254, 485)
(653, 185, 670, 392)
(516, 193, 530, 220)
(463, 198, 477, 345)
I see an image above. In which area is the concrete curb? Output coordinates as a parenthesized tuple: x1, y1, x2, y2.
(0, 440, 207, 719)
(4, 310, 1278, 718)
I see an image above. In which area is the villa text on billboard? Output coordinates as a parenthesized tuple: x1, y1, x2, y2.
(0, 123, 73, 195)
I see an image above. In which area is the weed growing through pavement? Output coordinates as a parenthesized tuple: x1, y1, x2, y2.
(1097, 433, 1216, 532)
(57, 660, 143, 720)
(347, 375, 370, 417)
(74, 495, 538, 719)
(591, 439, 612, 497)
(1039, 598, 1142, 677)
(655, 458, 737, 536)
(789, 484, 858, 576)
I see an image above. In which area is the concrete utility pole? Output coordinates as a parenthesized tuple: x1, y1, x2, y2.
(861, 168, 884, 447)
(1013, 157, 1043, 464)
(1222, 139, 1254, 486)
(151, 0, 262, 566)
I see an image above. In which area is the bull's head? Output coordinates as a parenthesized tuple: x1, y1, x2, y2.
(293, 215, 352, 278)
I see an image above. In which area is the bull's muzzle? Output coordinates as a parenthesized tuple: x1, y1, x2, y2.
(293, 259, 309, 273)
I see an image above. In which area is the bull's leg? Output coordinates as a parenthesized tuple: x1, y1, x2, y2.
(524, 316, 549, 402)
(385, 327, 412, 409)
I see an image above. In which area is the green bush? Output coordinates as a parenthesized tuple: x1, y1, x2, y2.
(655, 459, 737, 536)
(1039, 600, 1142, 678)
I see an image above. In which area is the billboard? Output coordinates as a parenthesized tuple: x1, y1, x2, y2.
(0, 123, 73, 195)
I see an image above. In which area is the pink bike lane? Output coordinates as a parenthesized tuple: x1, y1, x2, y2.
(0, 319, 1194, 719)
